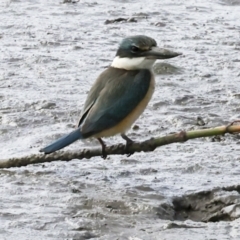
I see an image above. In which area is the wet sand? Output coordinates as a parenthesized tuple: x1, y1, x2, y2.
(1, 0, 240, 239)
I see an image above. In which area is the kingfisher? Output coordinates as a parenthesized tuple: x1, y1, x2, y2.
(40, 35, 181, 157)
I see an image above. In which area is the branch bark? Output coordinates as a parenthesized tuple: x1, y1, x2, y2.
(1, 123, 240, 169)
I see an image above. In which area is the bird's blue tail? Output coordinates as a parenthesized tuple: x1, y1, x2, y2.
(40, 128, 83, 154)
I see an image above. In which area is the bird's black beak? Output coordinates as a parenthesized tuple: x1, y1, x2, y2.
(144, 46, 182, 59)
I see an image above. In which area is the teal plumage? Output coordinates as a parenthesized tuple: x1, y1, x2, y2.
(40, 35, 181, 156)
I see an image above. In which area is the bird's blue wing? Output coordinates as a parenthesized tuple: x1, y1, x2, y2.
(80, 67, 152, 138)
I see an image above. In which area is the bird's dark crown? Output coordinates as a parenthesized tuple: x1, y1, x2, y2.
(116, 35, 157, 58)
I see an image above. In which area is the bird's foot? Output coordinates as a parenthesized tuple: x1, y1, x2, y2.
(121, 134, 134, 157)
(101, 150, 107, 159)
(97, 138, 107, 159)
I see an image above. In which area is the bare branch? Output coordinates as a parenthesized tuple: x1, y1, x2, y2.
(1, 123, 240, 169)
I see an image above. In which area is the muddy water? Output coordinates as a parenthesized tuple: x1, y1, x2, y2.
(1, 0, 240, 239)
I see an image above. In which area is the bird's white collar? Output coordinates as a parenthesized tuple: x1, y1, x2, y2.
(111, 56, 156, 70)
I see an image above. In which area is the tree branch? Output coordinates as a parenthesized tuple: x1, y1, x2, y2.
(1, 123, 240, 169)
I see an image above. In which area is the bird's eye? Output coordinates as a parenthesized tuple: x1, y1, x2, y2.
(131, 46, 140, 53)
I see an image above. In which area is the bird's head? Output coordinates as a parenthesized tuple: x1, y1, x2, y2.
(111, 35, 181, 70)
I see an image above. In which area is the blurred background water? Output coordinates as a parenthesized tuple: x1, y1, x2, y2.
(1, 0, 240, 239)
